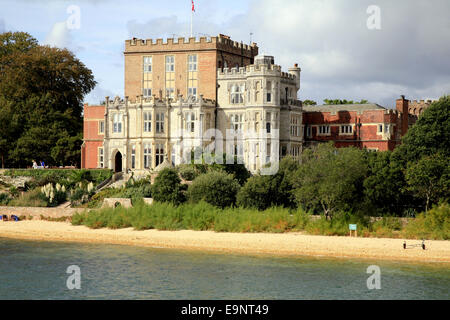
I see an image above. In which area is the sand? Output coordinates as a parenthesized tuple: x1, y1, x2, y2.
(0, 220, 449, 263)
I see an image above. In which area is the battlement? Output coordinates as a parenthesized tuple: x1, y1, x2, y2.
(125, 34, 258, 57)
(103, 95, 216, 109)
(217, 63, 296, 82)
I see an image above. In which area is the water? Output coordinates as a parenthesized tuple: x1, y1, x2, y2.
(0, 237, 448, 300)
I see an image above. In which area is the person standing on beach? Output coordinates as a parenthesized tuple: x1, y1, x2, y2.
(32, 160, 38, 169)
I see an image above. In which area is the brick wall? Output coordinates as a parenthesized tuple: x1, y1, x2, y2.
(82, 104, 106, 169)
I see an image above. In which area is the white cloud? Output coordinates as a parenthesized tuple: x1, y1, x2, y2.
(44, 21, 72, 48)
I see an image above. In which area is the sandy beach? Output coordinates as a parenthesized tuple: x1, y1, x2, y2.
(0, 220, 449, 263)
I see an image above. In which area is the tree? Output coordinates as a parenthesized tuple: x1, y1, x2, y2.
(323, 99, 368, 105)
(302, 99, 317, 106)
(151, 168, 186, 205)
(0, 31, 96, 167)
(187, 171, 240, 208)
(363, 151, 411, 216)
(394, 95, 450, 163)
(405, 154, 450, 213)
(236, 156, 299, 210)
(292, 143, 367, 219)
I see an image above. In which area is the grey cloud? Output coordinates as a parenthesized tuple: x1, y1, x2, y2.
(125, 0, 450, 107)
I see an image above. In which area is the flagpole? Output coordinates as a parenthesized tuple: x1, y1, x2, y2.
(191, 9, 193, 37)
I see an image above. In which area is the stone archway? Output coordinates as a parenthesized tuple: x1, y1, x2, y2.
(114, 151, 123, 173)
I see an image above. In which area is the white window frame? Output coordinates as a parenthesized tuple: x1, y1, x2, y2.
(155, 143, 164, 167)
(113, 114, 122, 133)
(98, 120, 105, 134)
(188, 54, 197, 71)
(318, 125, 330, 135)
(144, 112, 152, 132)
(230, 114, 244, 131)
(131, 145, 136, 169)
(98, 147, 104, 168)
(156, 112, 164, 133)
(165, 55, 175, 72)
(340, 125, 353, 135)
(143, 143, 151, 169)
(143, 56, 152, 73)
(231, 84, 244, 104)
(186, 112, 195, 133)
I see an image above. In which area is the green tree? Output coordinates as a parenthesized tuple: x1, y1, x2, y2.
(363, 151, 411, 216)
(236, 156, 299, 210)
(302, 99, 317, 106)
(187, 171, 240, 208)
(394, 95, 450, 163)
(0, 31, 96, 168)
(323, 99, 368, 105)
(151, 168, 186, 205)
(405, 154, 450, 213)
(292, 143, 367, 219)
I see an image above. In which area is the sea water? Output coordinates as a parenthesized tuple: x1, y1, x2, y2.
(0, 237, 448, 300)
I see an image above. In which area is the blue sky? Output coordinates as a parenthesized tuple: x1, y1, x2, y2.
(1, 0, 449, 107)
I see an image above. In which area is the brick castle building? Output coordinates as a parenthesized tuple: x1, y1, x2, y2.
(82, 33, 425, 172)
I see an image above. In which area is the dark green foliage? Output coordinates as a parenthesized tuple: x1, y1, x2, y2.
(323, 99, 369, 105)
(187, 171, 240, 208)
(394, 95, 450, 163)
(405, 153, 450, 212)
(0, 31, 96, 168)
(363, 151, 411, 216)
(292, 143, 367, 219)
(151, 168, 186, 205)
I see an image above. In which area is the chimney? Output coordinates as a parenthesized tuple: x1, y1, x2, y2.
(396, 95, 409, 136)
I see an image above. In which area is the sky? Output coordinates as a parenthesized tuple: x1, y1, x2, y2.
(1, 0, 449, 108)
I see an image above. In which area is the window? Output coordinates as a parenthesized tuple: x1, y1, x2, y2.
(143, 56, 152, 98)
(306, 126, 312, 138)
(341, 125, 353, 134)
(165, 55, 175, 99)
(155, 143, 164, 167)
(290, 115, 301, 137)
(266, 142, 271, 164)
(99, 121, 105, 134)
(143, 56, 152, 73)
(144, 112, 152, 132)
(113, 114, 122, 133)
(266, 81, 272, 102)
(291, 145, 301, 158)
(98, 147, 104, 168)
(188, 55, 198, 98)
(131, 145, 136, 169)
(230, 114, 244, 131)
(144, 143, 151, 169)
(165, 55, 174, 72)
(378, 124, 383, 133)
(231, 84, 244, 104)
(188, 55, 197, 71)
(233, 143, 243, 157)
(186, 112, 195, 133)
(266, 112, 271, 133)
(156, 112, 164, 133)
(318, 125, 330, 135)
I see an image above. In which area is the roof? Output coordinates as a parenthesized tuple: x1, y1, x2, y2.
(303, 103, 386, 113)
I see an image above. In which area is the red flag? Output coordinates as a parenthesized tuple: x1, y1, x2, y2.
(192, 0, 195, 12)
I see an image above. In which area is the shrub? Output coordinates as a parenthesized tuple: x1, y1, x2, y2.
(187, 171, 240, 208)
(8, 188, 48, 207)
(177, 164, 199, 181)
(0, 193, 10, 205)
(403, 203, 450, 240)
(151, 168, 186, 205)
(236, 175, 277, 210)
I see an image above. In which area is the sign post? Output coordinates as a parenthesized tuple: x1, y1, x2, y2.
(349, 224, 357, 237)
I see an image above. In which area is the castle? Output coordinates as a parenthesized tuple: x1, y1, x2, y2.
(81, 34, 426, 173)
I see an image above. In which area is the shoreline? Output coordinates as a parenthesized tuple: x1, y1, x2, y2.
(0, 220, 449, 263)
